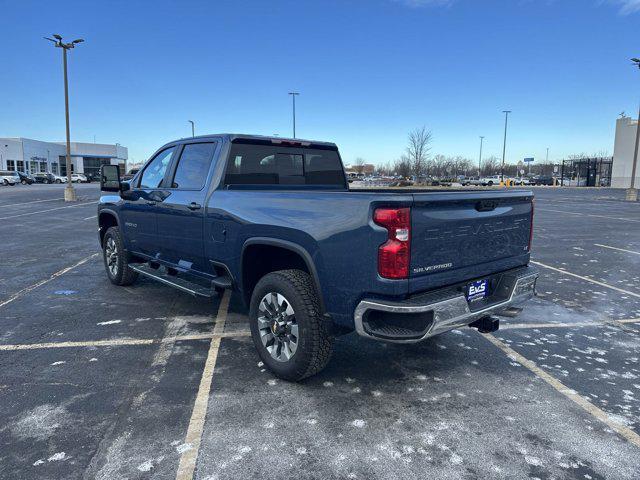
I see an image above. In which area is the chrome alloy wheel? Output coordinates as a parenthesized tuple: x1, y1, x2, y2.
(258, 292, 298, 362)
(105, 237, 119, 277)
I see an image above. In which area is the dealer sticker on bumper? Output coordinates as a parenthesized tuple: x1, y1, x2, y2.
(467, 279, 488, 302)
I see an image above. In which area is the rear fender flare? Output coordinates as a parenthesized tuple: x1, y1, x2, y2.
(241, 237, 326, 314)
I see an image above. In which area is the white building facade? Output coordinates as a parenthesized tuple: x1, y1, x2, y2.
(0, 138, 128, 180)
(612, 116, 640, 188)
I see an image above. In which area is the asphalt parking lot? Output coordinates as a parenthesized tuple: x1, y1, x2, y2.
(0, 184, 639, 479)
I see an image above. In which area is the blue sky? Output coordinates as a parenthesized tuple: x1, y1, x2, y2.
(1, 0, 639, 166)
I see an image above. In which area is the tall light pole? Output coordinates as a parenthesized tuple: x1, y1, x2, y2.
(188, 120, 195, 138)
(627, 58, 640, 202)
(45, 34, 83, 201)
(478, 136, 484, 177)
(501, 110, 511, 184)
(288, 92, 299, 138)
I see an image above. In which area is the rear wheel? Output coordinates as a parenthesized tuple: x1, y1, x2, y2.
(102, 226, 138, 286)
(2, 179, 7, 186)
(56, 179, 61, 183)
(249, 269, 333, 381)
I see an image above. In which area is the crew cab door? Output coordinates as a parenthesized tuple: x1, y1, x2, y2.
(155, 141, 218, 274)
(119, 146, 176, 256)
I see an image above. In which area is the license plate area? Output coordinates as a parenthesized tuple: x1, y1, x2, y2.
(466, 279, 488, 302)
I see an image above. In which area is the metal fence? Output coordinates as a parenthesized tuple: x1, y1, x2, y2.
(560, 157, 613, 187)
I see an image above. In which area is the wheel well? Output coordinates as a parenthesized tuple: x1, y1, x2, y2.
(98, 212, 118, 245)
(241, 244, 313, 306)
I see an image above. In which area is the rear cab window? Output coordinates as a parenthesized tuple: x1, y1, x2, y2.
(224, 140, 346, 188)
(170, 142, 217, 190)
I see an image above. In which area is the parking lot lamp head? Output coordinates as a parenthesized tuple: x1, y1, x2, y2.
(44, 34, 83, 201)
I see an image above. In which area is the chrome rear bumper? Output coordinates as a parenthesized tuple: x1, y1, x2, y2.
(354, 266, 538, 343)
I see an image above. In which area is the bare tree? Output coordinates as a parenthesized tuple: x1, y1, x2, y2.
(406, 126, 432, 177)
(394, 156, 412, 178)
(354, 157, 366, 174)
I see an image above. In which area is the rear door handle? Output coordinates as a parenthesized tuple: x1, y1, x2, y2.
(146, 200, 156, 206)
(188, 202, 202, 211)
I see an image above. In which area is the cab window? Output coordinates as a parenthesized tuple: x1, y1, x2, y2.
(171, 143, 216, 190)
(139, 147, 175, 189)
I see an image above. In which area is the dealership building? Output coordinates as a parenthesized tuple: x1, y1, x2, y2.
(0, 137, 128, 179)
(612, 116, 640, 188)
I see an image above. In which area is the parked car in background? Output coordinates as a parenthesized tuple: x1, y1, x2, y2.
(16, 171, 35, 185)
(531, 176, 554, 186)
(71, 173, 88, 183)
(461, 177, 482, 186)
(480, 175, 502, 186)
(0, 170, 20, 186)
(52, 174, 68, 184)
(121, 168, 140, 181)
(33, 173, 56, 184)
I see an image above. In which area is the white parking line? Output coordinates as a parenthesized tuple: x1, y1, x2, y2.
(594, 243, 640, 256)
(531, 260, 640, 299)
(0, 201, 98, 220)
(176, 290, 231, 480)
(0, 330, 250, 351)
(536, 208, 640, 223)
(0, 198, 61, 207)
(83, 215, 97, 221)
(0, 253, 100, 309)
(484, 333, 640, 448)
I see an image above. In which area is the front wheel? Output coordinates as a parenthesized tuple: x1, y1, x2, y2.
(102, 227, 139, 286)
(56, 179, 61, 183)
(249, 270, 333, 381)
(2, 180, 7, 186)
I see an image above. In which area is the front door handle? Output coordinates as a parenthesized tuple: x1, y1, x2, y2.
(146, 200, 156, 206)
(188, 202, 202, 211)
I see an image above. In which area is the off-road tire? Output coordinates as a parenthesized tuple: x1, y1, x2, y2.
(102, 226, 138, 286)
(249, 269, 333, 381)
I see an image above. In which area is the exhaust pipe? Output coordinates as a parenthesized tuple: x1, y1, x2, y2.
(470, 316, 500, 334)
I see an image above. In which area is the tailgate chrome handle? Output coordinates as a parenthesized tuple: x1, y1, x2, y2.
(476, 200, 498, 212)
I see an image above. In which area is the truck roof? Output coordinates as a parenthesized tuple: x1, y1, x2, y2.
(171, 133, 338, 149)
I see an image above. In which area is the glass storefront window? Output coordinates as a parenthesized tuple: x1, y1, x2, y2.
(40, 162, 47, 173)
(6, 160, 16, 171)
(16, 161, 25, 172)
(51, 163, 59, 174)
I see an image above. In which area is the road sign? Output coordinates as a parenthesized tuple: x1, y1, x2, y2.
(524, 158, 534, 163)
(520, 169, 525, 175)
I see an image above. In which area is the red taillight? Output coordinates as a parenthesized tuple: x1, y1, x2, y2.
(528, 198, 535, 252)
(374, 207, 411, 279)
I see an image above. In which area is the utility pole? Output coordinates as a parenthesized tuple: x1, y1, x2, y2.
(188, 120, 195, 138)
(627, 58, 640, 202)
(45, 34, 84, 201)
(478, 136, 484, 177)
(501, 110, 511, 184)
(288, 92, 299, 138)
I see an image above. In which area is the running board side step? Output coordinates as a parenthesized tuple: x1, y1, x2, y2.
(129, 264, 215, 298)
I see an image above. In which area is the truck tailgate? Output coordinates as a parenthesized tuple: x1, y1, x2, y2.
(408, 190, 533, 294)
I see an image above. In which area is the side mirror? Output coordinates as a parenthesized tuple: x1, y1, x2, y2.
(100, 165, 121, 192)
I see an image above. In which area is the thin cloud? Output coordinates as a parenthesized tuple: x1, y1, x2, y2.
(607, 0, 640, 14)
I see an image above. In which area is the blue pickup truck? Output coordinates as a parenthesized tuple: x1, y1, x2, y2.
(98, 134, 538, 381)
